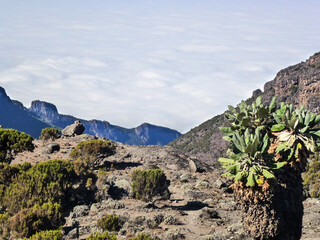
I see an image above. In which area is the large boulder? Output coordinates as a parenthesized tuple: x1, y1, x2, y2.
(62, 120, 85, 137)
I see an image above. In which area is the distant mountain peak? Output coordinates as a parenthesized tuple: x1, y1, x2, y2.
(0, 86, 10, 101)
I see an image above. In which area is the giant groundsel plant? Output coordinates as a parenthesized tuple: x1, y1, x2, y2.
(218, 96, 320, 240)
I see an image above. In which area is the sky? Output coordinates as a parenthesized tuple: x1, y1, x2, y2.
(0, 0, 320, 133)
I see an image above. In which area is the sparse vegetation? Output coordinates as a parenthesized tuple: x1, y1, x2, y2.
(25, 229, 63, 240)
(9, 202, 63, 238)
(97, 214, 121, 232)
(129, 232, 160, 240)
(86, 232, 117, 240)
(0, 128, 34, 163)
(303, 153, 320, 198)
(39, 128, 61, 141)
(70, 139, 115, 174)
(1, 159, 76, 213)
(131, 169, 170, 202)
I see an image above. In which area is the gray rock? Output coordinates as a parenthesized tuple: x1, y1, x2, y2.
(71, 205, 89, 218)
(189, 159, 198, 172)
(62, 120, 85, 137)
(199, 207, 220, 220)
(41, 142, 60, 154)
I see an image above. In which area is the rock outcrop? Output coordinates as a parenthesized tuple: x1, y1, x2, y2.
(62, 120, 85, 137)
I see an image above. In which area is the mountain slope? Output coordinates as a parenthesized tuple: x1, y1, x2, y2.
(169, 52, 320, 164)
(29, 100, 181, 145)
(0, 87, 51, 137)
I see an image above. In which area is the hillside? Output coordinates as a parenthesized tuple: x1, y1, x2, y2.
(169, 52, 320, 164)
(7, 133, 319, 240)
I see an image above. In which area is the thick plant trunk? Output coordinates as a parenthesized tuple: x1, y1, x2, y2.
(234, 166, 303, 240)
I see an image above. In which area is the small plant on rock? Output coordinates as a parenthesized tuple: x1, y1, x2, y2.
(131, 168, 170, 202)
(39, 128, 61, 141)
(97, 214, 121, 232)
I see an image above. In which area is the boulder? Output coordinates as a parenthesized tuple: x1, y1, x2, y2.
(41, 142, 60, 154)
(62, 120, 85, 137)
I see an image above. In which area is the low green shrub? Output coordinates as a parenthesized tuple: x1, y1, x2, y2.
(0, 129, 34, 163)
(129, 232, 161, 240)
(303, 155, 320, 198)
(39, 128, 61, 141)
(86, 232, 117, 240)
(10, 202, 63, 238)
(0, 212, 10, 239)
(131, 169, 170, 202)
(1, 159, 76, 213)
(24, 229, 63, 240)
(70, 140, 115, 174)
(97, 214, 121, 232)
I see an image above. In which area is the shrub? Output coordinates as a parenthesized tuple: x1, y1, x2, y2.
(97, 214, 121, 232)
(70, 140, 115, 174)
(0, 128, 34, 163)
(129, 232, 160, 240)
(131, 169, 170, 202)
(0, 212, 10, 239)
(10, 202, 63, 238)
(86, 232, 117, 240)
(303, 154, 320, 198)
(39, 128, 61, 141)
(24, 229, 63, 240)
(1, 159, 76, 213)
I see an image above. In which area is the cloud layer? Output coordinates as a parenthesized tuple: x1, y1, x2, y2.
(0, 0, 320, 132)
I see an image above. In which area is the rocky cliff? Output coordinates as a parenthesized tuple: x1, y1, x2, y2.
(29, 100, 181, 145)
(169, 52, 320, 164)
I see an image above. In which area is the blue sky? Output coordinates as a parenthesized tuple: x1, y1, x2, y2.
(0, 0, 319, 133)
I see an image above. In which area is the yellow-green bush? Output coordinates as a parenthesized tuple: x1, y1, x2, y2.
(131, 169, 170, 202)
(24, 229, 63, 240)
(10, 202, 63, 238)
(86, 232, 117, 240)
(97, 214, 121, 232)
(303, 155, 320, 198)
(1, 159, 76, 213)
(0, 129, 34, 163)
(0, 212, 10, 239)
(39, 128, 61, 141)
(70, 140, 115, 174)
(129, 232, 161, 240)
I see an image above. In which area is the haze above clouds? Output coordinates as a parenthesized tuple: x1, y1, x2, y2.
(0, 0, 320, 133)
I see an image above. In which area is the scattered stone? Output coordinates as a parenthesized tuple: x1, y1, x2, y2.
(62, 120, 85, 137)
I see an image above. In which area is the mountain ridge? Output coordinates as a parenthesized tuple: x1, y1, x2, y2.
(0, 87, 181, 145)
(169, 51, 320, 164)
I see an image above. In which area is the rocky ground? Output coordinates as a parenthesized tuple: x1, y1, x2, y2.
(13, 135, 320, 240)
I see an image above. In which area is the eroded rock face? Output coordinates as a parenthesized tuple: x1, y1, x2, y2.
(62, 120, 85, 137)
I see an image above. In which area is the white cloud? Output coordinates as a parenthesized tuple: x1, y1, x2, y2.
(0, 0, 320, 133)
